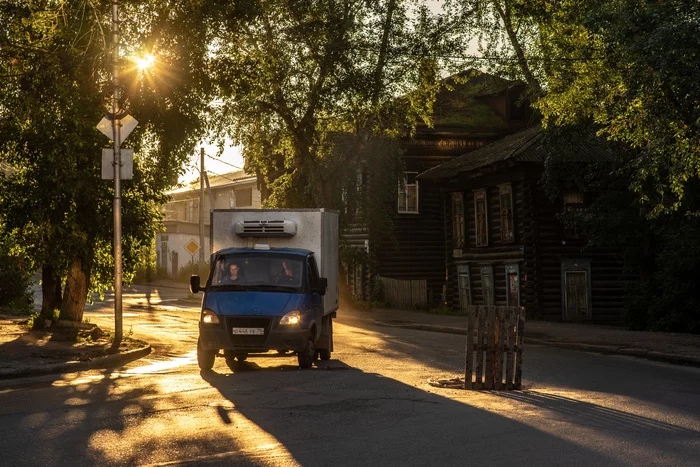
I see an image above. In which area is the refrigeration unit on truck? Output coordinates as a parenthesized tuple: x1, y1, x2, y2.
(189, 209, 339, 370)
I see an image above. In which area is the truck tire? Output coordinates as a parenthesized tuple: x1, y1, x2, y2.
(318, 318, 333, 361)
(297, 336, 316, 369)
(197, 337, 216, 370)
(224, 351, 247, 371)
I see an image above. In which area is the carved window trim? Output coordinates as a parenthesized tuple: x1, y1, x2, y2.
(398, 172, 419, 214)
(505, 263, 520, 307)
(451, 192, 465, 249)
(457, 263, 471, 311)
(474, 189, 488, 247)
(480, 265, 495, 306)
(498, 183, 514, 243)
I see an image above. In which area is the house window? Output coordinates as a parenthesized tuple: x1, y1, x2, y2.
(457, 264, 471, 311)
(451, 193, 465, 249)
(474, 190, 488, 247)
(561, 259, 592, 320)
(235, 187, 253, 207)
(506, 263, 520, 307)
(499, 184, 514, 242)
(398, 172, 419, 213)
(481, 265, 495, 306)
(186, 199, 197, 222)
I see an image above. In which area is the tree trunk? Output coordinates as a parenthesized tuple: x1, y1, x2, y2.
(59, 257, 88, 322)
(40, 265, 60, 324)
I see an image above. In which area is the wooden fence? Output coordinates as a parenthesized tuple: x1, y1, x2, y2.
(465, 305, 525, 390)
(377, 276, 427, 309)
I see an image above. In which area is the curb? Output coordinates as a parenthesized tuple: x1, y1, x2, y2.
(0, 344, 152, 380)
(339, 315, 700, 369)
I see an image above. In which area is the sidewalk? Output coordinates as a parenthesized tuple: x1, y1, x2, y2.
(338, 306, 700, 367)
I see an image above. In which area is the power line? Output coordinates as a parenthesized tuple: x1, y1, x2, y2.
(205, 153, 243, 170)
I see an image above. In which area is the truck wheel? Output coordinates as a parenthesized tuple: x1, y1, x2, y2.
(297, 337, 316, 369)
(197, 337, 216, 370)
(319, 319, 333, 361)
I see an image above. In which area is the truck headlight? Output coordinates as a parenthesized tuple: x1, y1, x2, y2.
(279, 310, 300, 325)
(201, 309, 220, 324)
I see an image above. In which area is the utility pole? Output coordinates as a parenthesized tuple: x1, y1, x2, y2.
(199, 148, 205, 269)
(111, 0, 123, 349)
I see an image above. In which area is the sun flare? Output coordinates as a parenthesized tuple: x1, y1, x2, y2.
(135, 53, 155, 72)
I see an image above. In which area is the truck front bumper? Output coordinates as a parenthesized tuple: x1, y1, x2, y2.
(199, 317, 309, 353)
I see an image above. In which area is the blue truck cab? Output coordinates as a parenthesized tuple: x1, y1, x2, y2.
(190, 209, 338, 370)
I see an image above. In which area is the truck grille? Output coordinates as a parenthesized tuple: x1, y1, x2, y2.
(226, 317, 272, 348)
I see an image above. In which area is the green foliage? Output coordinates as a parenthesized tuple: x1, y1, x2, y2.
(0, 0, 214, 315)
(207, 0, 449, 209)
(532, 0, 700, 214)
(0, 231, 33, 312)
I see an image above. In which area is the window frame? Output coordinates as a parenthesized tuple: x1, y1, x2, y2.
(398, 171, 419, 214)
(451, 192, 465, 249)
(474, 189, 489, 247)
(480, 265, 495, 306)
(505, 263, 520, 307)
(498, 183, 514, 243)
(234, 187, 253, 207)
(457, 263, 471, 311)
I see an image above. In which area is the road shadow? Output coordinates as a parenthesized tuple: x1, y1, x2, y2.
(200, 360, 629, 466)
(337, 314, 700, 417)
(494, 390, 697, 436)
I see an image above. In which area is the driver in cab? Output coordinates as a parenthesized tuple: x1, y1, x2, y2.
(223, 263, 240, 284)
(275, 260, 297, 284)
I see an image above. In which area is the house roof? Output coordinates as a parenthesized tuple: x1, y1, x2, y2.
(419, 70, 527, 131)
(169, 170, 254, 194)
(418, 125, 618, 180)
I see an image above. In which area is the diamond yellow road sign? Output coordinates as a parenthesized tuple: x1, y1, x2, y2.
(185, 240, 200, 256)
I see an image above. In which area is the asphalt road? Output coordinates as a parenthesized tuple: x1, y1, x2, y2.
(1, 285, 699, 466)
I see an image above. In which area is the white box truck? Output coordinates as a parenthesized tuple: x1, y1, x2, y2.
(190, 209, 338, 369)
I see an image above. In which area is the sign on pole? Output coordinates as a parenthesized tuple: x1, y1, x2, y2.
(101, 148, 134, 179)
(185, 240, 200, 256)
(96, 114, 138, 144)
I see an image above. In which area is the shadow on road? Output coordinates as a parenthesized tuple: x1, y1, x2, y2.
(200, 360, 628, 466)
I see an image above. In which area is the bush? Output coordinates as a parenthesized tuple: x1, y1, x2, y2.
(0, 246, 33, 313)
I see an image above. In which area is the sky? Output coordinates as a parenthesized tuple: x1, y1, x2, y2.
(179, 142, 245, 185)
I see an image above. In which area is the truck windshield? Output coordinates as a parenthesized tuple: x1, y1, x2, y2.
(211, 254, 304, 291)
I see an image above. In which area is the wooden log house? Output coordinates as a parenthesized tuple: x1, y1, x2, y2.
(418, 126, 626, 323)
(342, 71, 533, 306)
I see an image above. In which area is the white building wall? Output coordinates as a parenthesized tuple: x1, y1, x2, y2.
(157, 172, 261, 279)
(156, 232, 211, 278)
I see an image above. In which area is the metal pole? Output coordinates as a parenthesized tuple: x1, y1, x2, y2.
(111, 0, 123, 349)
(199, 148, 205, 268)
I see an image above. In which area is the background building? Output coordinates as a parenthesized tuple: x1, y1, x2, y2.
(156, 170, 261, 278)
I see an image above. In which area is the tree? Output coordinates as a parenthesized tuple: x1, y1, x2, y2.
(449, 0, 700, 214)
(207, 0, 453, 209)
(0, 0, 214, 323)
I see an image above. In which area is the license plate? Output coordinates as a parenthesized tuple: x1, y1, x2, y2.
(231, 327, 265, 335)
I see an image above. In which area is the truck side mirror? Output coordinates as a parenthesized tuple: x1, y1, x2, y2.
(316, 277, 328, 296)
(190, 275, 201, 294)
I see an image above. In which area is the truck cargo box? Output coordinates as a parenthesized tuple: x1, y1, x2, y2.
(210, 209, 338, 315)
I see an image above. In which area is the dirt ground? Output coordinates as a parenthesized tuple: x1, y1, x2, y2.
(0, 316, 146, 375)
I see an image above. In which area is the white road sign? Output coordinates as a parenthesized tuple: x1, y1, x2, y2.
(102, 149, 134, 180)
(96, 114, 138, 144)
